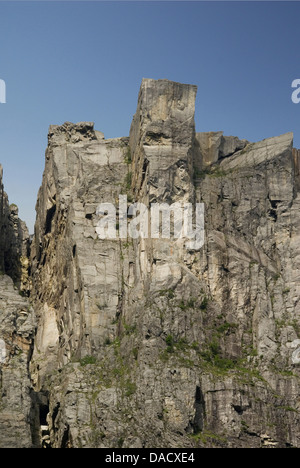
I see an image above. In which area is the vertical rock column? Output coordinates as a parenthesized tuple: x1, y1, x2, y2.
(30, 122, 130, 389)
(128, 78, 198, 292)
(0, 166, 35, 448)
(0, 165, 30, 290)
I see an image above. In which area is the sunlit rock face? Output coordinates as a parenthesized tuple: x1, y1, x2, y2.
(1, 79, 300, 448)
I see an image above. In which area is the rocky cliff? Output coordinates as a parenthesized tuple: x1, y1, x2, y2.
(0, 166, 30, 291)
(1, 78, 300, 448)
(0, 167, 35, 448)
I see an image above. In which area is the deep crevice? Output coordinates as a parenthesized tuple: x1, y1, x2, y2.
(61, 425, 71, 449)
(193, 386, 205, 434)
(45, 205, 56, 235)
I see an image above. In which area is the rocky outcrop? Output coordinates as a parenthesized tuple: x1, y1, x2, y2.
(0, 166, 30, 291)
(30, 122, 129, 384)
(194, 131, 249, 170)
(26, 79, 300, 448)
(1, 78, 300, 448)
(0, 275, 35, 448)
(193, 130, 300, 447)
(0, 168, 35, 448)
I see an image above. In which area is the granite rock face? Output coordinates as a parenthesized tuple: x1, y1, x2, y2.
(30, 122, 129, 385)
(27, 79, 300, 448)
(0, 166, 30, 291)
(0, 168, 35, 448)
(0, 275, 36, 448)
(194, 131, 248, 169)
(1, 78, 300, 448)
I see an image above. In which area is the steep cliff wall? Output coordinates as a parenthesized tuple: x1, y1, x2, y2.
(0, 79, 298, 448)
(0, 165, 30, 290)
(26, 79, 300, 448)
(30, 123, 129, 382)
(0, 167, 35, 448)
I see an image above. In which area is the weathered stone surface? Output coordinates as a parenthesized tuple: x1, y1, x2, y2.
(1, 78, 300, 448)
(26, 79, 300, 449)
(0, 167, 30, 291)
(30, 122, 130, 390)
(195, 131, 248, 168)
(0, 168, 35, 448)
(0, 275, 35, 448)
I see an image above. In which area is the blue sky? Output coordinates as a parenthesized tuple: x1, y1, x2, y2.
(0, 1, 300, 233)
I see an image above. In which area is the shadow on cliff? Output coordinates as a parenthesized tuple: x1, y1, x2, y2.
(0, 196, 30, 292)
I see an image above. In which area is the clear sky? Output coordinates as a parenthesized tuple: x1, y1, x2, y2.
(0, 1, 300, 233)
